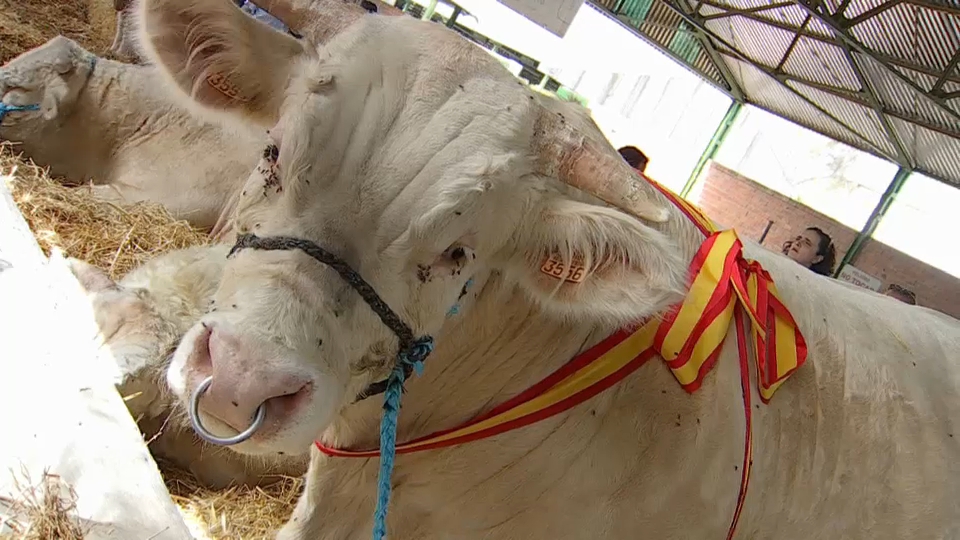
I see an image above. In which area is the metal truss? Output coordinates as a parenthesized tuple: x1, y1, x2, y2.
(589, 0, 960, 183)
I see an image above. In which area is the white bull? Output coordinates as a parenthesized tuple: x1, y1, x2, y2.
(129, 0, 960, 538)
(68, 246, 310, 488)
(0, 36, 261, 233)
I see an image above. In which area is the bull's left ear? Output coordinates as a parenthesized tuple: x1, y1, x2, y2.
(136, 0, 307, 126)
(505, 199, 688, 326)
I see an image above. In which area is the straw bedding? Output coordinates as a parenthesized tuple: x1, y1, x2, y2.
(2, 146, 302, 540)
(1, 1, 304, 536)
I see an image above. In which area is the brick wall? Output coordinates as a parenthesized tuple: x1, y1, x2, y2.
(691, 161, 960, 320)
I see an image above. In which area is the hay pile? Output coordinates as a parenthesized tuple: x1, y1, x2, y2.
(161, 461, 303, 540)
(2, 148, 303, 538)
(3, 143, 209, 278)
(0, 0, 114, 64)
(0, 469, 87, 540)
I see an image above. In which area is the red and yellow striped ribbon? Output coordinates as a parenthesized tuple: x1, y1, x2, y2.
(316, 173, 808, 539)
(645, 176, 808, 401)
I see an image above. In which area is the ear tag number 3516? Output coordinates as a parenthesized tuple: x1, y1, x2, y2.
(539, 254, 586, 284)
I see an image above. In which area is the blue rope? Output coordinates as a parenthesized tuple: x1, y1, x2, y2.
(0, 103, 39, 123)
(446, 278, 474, 318)
(372, 336, 434, 540)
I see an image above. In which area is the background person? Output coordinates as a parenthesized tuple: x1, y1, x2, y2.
(780, 226, 836, 276)
(883, 283, 917, 305)
(618, 146, 649, 173)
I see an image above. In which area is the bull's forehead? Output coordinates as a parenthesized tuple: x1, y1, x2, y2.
(266, 64, 541, 250)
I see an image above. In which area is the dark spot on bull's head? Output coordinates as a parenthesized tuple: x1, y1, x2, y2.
(451, 247, 465, 260)
(317, 338, 324, 347)
(263, 144, 279, 162)
(360, 0, 377, 12)
(417, 264, 431, 283)
(232, 400, 239, 407)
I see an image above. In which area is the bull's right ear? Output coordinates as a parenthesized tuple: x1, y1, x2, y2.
(136, 0, 307, 127)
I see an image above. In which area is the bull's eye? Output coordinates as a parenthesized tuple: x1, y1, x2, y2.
(436, 243, 476, 278)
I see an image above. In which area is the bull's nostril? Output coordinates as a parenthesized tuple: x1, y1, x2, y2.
(192, 323, 214, 373)
(267, 382, 312, 418)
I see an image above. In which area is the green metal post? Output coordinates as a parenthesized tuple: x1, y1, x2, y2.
(833, 166, 912, 277)
(422, 0, 438, 20)
(680, 100, 742, 198)
(445, 5, 462, 27)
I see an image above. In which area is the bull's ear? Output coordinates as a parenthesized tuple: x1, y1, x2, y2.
(506, 199, 688, 327)
(67, 258, 118, 294)
(136, 0, 307, 127)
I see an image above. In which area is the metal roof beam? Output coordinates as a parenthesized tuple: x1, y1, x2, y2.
(689, 28, 749, 101)
(839, 44, 913, 166)
(907, 0, 960, 17)
(696, 2, 960, 85)
(883, 108, 960, 138)
(795, 0, 960, 123)
(588, 1, 746, 101)
(832, 0, 854, 16)
(660, 0, 889, 153)
(775, 14, 811, 71)
(843, 0, 902, 26)
(782, 74, 864, 101)
(932, 48, 960, 95)
(701, 1, 795, 20)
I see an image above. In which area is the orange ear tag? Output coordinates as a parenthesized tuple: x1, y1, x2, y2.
(539, 254, 587, 283)
(206, 72, 250, 103)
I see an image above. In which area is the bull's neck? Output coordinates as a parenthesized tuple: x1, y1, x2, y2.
(328, 186, 706, 451)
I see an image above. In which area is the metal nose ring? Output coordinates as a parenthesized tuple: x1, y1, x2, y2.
(188, 375, 267, 446)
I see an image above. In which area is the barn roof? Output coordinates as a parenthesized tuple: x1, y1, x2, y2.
(589, 0, 960, 187)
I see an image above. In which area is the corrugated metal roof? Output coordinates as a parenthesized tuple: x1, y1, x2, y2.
(589, 0, 960, 187)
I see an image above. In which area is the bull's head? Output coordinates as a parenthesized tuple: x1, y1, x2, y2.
(137, 0, 690, 456)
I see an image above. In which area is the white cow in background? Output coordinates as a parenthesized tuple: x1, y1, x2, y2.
(130, 0, 960, 538)
(68, 245, 310, 488)
(0, 36, 262, 233)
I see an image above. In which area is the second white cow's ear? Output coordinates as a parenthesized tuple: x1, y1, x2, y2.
(135, 0, 307, 127)
(67, 258, 118, 294)
(504, 198, 689, 328)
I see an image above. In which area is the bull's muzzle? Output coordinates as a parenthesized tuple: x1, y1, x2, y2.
(189, 375, 267, 445)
